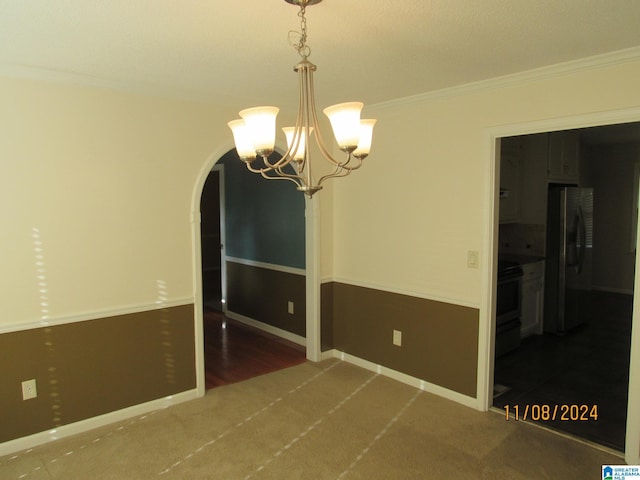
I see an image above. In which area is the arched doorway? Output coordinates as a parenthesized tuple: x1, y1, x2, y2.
(193, 148, 320, 392)
(200, 165, 225, 312)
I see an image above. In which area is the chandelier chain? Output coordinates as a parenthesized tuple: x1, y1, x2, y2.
(289, 4, 311, 59)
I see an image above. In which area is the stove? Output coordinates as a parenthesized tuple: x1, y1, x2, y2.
(496, 259, 523, 357)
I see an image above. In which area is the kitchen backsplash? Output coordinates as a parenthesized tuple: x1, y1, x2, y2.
(499, 223, 545, 257)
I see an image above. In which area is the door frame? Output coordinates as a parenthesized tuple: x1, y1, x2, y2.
(212, 164, 227, 312)
(480, 106, 640, 464)
(191, 144, 322, 397)
(197, 164, 227, 313)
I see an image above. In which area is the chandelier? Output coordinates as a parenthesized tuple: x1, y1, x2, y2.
(227, 0, 376, 198)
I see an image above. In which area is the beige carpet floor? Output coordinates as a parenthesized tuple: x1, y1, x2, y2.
(0, 359, 624, 479)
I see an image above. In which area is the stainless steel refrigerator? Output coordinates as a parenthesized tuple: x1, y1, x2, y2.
(544, 186, 594, 333)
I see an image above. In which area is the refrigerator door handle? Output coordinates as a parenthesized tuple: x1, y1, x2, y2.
(576, 206, 586, 274)
(566, 209, 579, 268)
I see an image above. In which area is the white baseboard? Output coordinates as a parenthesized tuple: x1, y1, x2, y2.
(324, 350, 480, 410)
(225, 311, 306, 347)
(0, 348, 480, 457)
(321, 349, 339, 361)
(0, 389, 200, 457)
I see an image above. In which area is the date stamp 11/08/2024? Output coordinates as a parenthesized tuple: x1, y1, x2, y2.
(504, 404, 599, 422)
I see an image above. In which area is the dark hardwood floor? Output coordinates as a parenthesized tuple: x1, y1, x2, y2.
(204, 309, 307, 389)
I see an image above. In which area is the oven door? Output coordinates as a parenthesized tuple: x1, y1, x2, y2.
(497, 275, 522, 325)
(496, 266, 523, 357)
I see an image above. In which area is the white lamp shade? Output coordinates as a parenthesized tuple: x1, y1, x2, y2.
(323, 102, 363, 151)
(227, 119, 256, 160)
(239, 106, 280, 155)
(353, 119, 377, 157)
(283, 126, 314, 160)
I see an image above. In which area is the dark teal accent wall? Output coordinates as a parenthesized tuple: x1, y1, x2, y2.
(219, 150, 305, 269)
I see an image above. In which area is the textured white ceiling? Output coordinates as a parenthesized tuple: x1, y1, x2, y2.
(1, 0, 640, 109)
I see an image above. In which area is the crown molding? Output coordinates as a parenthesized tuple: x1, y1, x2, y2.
(2, 46, 640, 110)
(369, 46, 640, 112)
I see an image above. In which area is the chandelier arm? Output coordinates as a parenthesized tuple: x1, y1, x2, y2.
(334, 153, 364, 171)
(290, 64, 310, 175)
(317, 172, 346, 188)
(243, 160, 275, 175)
(305, 69, 367, 173)
(261, 65, 310, 177)
(260, 157, 308, 183)
(274, 164, 306, 181)
(316, 153, 367, 185)
(258, 83, 305, 172)
(260, 170, 306, 190)
(318, 158, 357, 183)
(279, 72, 309, 170)
(305, 68, 356, 172)
(306, 69, 338, 167)
(262, 153, 293, 170)
(245, 161, 305, 188)
(241, 147, 295, 171)
(317, 166, 348, 184)
(260, 169, 302, 185)
(253, 160, 326, 198)
(243, 159, 295, 179)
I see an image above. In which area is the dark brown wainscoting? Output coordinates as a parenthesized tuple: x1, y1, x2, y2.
(226, 261, 306, 337)
(204, 310, 307, 389)
(327, 282, 480, 398)
(0, 304, 196, 444)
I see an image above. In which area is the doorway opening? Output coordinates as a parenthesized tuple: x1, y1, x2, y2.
(199, 150, 308, 390)
(492, 122, 640, 453)
(201, 166, 224, 312)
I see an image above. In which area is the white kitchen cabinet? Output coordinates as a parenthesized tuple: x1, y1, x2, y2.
(499, 137, 522, 223)
(521, 260, 545, 338)
(518, 133, 549, 225)
(547, 131, 580, 183)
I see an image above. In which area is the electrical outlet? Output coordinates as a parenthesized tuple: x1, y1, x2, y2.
(22, 379, 37, 400)
(393, 329, 402, 347)
(287, 301, 294, 315)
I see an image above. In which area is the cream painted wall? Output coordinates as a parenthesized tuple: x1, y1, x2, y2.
(3, 59, 639, 326)
(0, 76, 235, 327)
(331, 59, 640, 308)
